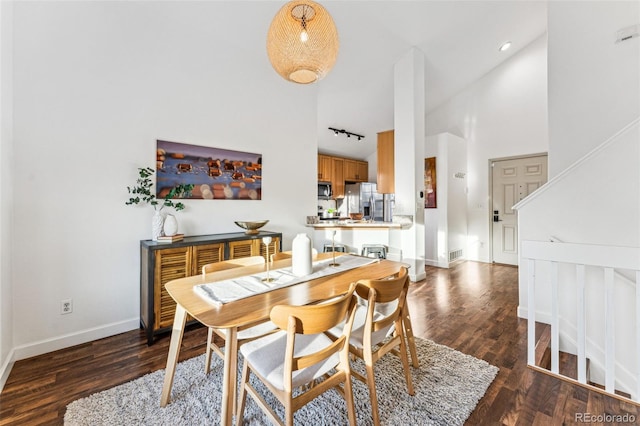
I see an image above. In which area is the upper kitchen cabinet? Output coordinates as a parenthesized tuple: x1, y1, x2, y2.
(332, 157, 345, 198)
(344, 159, 368, 182)
(318, 154, 333, 182)
(377, 130, 394, 193)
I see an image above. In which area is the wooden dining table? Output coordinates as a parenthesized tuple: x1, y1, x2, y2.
(159, 253, 416, 426)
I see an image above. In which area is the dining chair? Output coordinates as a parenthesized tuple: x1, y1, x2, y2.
(329, 266, 414, 426)
(270, 248, 318, 262)
(236, 283, 359, 426)
(201, 256, 277, 375)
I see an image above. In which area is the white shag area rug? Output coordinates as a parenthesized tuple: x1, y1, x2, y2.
(65, 338, 498, 425)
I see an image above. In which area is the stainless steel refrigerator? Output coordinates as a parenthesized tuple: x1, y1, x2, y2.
(343, 182, 387, 221)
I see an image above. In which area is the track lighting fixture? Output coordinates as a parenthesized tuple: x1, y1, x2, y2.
(328, 127, 364, 141)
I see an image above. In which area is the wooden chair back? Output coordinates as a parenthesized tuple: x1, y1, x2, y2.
(355, 267, 408, 334)
(271, 283, 357, 373)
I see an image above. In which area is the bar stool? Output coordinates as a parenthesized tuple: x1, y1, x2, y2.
(361, 244, 387, 259)
(323, 243, 347, 253)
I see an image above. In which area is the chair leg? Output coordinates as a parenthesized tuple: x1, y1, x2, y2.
(204, 327, 214, 374)
(236, 360, 250, 422)
(403, 306, 419, 368)
(364, 360, 381, 426)
(343, 371, 357, 426)
(397, 324, 415, 396)
(285, 394, 294, 426)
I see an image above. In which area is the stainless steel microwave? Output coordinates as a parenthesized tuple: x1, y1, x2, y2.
(318, 182, 332, 199)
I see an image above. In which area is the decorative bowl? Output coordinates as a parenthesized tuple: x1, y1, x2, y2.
(349, 213, 364, 221)
(234, 220, 269, 235)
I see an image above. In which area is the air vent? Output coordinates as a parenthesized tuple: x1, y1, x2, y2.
(454, 172, 466, 179)
(449, 249, 464, 263)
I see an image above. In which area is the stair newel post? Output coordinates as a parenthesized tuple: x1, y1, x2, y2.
(550, 261, 559, 374)
(604, 267, 615, 393)
(636, 271, 640, 403)
(576, 264, 587, 384)
(527, 258, 536, 367)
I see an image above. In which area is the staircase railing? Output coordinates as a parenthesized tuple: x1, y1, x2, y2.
(522, 240, 640, 402)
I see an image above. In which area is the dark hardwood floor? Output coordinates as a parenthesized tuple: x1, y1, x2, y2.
(1, 261, 638, 425)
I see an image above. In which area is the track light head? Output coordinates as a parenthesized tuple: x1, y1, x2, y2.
(327, 127, 364, 141)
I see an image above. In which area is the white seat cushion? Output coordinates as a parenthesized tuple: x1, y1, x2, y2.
(241, 331, 340, 391)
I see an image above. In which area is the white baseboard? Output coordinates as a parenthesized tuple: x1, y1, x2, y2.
(0, 348, 16, 393)
(517, 306, 552, 324)
(402, 258, 426, 281)
(12, 318, 139, 362)
(424, 259, 449, 269)
(0, 318, 138, 393)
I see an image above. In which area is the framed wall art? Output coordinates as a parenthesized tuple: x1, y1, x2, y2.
(424, 157, 437, 208)
(156, 140, 262, 200)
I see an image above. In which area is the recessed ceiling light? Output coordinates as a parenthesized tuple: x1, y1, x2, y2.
(499, 41, 512, 52)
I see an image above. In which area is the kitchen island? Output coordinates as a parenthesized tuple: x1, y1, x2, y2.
(308, 217, 412, 259)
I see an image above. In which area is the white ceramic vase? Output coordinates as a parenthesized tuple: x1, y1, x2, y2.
(292, 233, 313, 276)
(152, 211, 164, 241)
(163, 214, 178, 236)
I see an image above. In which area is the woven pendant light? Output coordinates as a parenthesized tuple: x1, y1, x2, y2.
(267, 1, 339, 84)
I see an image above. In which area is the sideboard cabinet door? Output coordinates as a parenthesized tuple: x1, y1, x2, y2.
(153, 246, 191, 330)
(191, 243, 225, 276)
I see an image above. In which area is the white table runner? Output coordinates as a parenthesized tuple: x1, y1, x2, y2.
(194, 254, 378, 306)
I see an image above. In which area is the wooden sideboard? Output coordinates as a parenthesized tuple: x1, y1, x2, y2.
(140, 231, 282, 344)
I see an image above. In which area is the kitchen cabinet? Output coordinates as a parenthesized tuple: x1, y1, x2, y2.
(332, 157, 345, 198)
(377, 130, 395, 193)
(140, 231, 281, 344)
(318, 154, 333, 182)
(344, 159, 368, 182)
(318, 154, 369, 197)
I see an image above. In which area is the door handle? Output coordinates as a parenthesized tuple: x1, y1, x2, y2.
(493, 210, 502, 222)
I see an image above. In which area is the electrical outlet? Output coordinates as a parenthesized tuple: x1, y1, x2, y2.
(61, 299, 73, 315)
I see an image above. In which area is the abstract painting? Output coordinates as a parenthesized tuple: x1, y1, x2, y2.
(156, 140, 262, 200)
(425, 157, 437, 208)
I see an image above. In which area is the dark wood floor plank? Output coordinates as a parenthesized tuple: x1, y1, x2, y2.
(1, 261, 638, 425)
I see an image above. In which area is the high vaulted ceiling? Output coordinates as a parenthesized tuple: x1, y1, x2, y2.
(314, 1, 548, 159)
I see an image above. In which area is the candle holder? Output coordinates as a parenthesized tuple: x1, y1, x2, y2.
(262, 236, 275, 282)
(329, 230, 340, 267)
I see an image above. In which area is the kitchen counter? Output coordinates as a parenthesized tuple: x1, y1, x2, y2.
(308, 220, 403, 229)
(309, 216, 413, 259)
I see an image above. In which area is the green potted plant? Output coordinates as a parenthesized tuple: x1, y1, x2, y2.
(126, 167, 194, 240)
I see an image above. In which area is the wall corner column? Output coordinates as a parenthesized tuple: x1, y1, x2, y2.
(393, 47, 426, 281)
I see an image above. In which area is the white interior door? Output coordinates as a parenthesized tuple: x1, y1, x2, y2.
(491, 155, 548, 265)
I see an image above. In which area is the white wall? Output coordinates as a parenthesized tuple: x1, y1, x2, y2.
(516, 1, 640, 395)
(424, 135, 448, 267)
(426, 34, 548, 263)
(519, 0, 640, 315)
(547, 1, 640, 177)
(0, 0, 15, 387)
(424, 133, 467, 268)
(8, 2, 318, 359)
